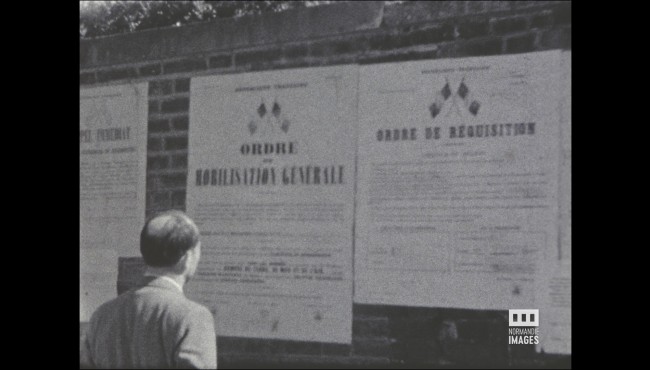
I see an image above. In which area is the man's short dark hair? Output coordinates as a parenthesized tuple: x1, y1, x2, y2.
(140, 210, 200, 267)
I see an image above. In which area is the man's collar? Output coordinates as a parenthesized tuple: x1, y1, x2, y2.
(143, 273, 184, 293)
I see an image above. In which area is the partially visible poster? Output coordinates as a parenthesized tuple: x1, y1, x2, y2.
(538, 51, 571, 354)
(117, 257, 147, 295)
(80, 83, 148, 321)
(80, 249, 118, 322)
(355, 51, 562, 310)
(558, 51, 572, 264)
(538, 261, 571, 354)
(186, 66, 357, 343)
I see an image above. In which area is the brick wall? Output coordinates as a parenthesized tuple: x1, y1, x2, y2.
(80, 1, 571, 367)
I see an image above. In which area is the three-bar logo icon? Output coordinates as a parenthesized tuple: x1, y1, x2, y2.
(509, 309, 539, 327)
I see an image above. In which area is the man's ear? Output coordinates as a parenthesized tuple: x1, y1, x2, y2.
(176, 252, 190, 273)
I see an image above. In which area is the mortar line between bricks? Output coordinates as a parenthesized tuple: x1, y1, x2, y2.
(148, 113, 190, 120)
(148, 117, 189, 124)
(149, 189, 187, 193)
(147, 170, 189, 176)
(147, 153, 188, 158)
(150, 136, 187, 143)
(150, 93, 190, 101)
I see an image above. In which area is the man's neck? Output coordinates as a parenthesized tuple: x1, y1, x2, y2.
(144, 268, 186, 291)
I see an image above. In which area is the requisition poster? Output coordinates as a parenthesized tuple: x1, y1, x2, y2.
(354, 50, 563, 311)
(186, 66, 357, 343)
(80, 83, 148, 321)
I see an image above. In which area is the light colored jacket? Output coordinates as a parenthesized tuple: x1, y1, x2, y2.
(82, 276, 217, 369)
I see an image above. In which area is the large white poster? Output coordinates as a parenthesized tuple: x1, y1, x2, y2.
(80, 83, 148, 321)
(186, 66, 357, 343)
(355, 51, 563, 310)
